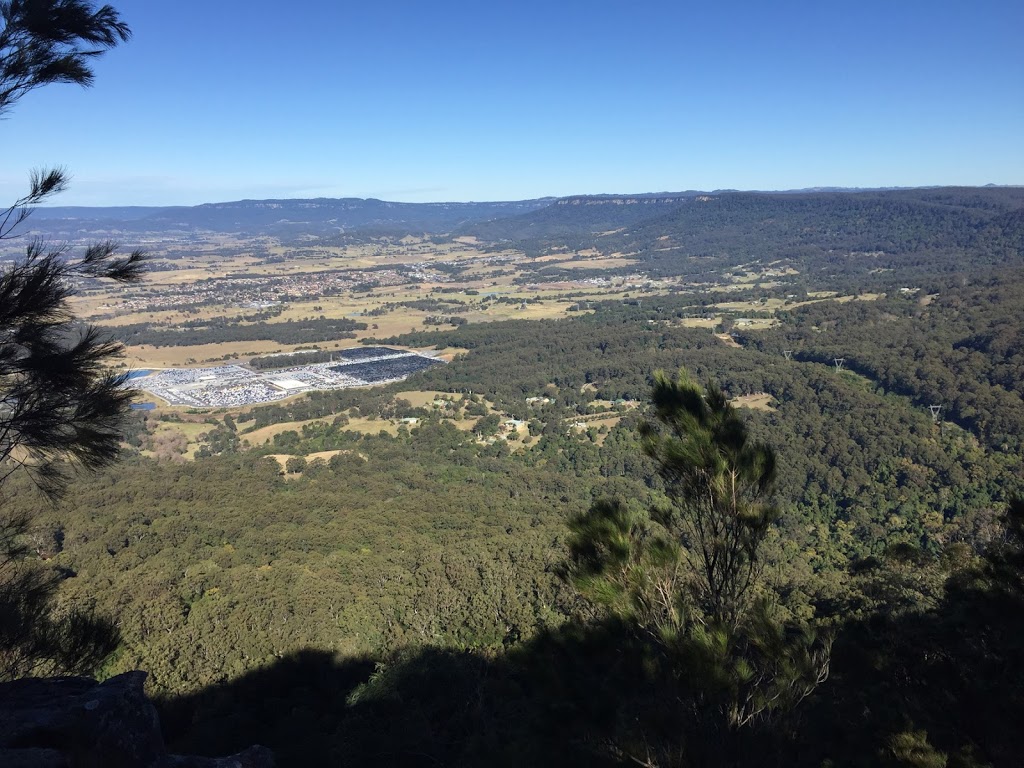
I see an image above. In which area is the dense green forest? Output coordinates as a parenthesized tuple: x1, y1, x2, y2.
(739, 271, 1024, 452)
(461, 188, 1024, 288)
(7, 255, 1022, 765)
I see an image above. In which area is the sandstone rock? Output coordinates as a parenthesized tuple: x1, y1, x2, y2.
(159, 745, 276, 768)
(0, 672, 273, 768)
(0, 747, 68, 767)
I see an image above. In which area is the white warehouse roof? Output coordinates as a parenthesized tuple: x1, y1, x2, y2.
(269, 378, 307, 391)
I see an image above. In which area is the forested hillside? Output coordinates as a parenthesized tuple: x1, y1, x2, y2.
(740, 271, 1024, 451)
(8, 256, 1022, 764)
(463, 187, 1024, 285)
(27, 197, 554, 238)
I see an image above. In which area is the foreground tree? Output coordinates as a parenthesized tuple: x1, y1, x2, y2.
(569, 370, 830, 764)
(0, 0, 141, 679)
(640, 370, 781, 630)
(0, 238, 145, 493)
(0, 0, 130, 114)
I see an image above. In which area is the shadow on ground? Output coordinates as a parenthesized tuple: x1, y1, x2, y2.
(156, 627, 633, 768)
(156, 512, 1024, 768)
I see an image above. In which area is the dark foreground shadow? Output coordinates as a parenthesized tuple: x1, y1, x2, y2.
(158, 594, 1024, 768)
(158, 649, 375, 765)
(157, 628, 635, 768)
(158, 502, 1024, 768)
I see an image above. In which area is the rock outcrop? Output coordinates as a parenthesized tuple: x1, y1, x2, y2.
(0, 672, 273, 768)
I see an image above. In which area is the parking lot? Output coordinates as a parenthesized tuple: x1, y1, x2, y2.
(140, 351, 444, 407)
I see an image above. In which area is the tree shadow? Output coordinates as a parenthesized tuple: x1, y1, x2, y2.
(157, 649, 374, 765)
(793, 510, 1024, 768)
(157, 501, 1024, 768)
(156, 625, 644, 768)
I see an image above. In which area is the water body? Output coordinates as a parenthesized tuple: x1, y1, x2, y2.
(124, 370, 153, 380)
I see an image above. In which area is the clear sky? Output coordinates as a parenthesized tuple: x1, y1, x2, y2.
(3, 0, 1022, 206)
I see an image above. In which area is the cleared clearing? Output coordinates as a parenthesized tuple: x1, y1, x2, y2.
(338, 416, 400, 435)
(731, 393, 777, 412)
(677, 316, 720, 328)
(432, 347, 469, 361)
(394, 390, 463, 408)
(241, 418, 332, 446)
(542, 257, 639, 270)
(121, 340, 293, 368)
(267, 450, 361, 474)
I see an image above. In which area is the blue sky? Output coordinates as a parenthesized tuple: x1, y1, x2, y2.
(3, 0, 1022, 205)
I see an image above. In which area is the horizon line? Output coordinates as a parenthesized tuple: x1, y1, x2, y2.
(32, 183, 1024, 210)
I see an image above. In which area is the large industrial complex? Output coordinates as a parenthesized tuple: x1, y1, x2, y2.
(138, 347, 444, 407)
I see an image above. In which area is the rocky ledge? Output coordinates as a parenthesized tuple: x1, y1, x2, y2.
(0, 671, 273, 768)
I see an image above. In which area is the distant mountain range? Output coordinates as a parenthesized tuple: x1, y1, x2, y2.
(23, 186, 1024, 242)
(26, 197, 555, 238)
(459, 187, 1024, 253)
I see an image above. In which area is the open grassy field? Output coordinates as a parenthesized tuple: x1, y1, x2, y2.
(267, 450, 357, 474)
(785, 292, 884, 310)
(393, 390, 463, 408)
(676, 316, 720, 329)
(731, 393, 778, 412)
(432, 347, 468, 361)
(713, 298, 788, 312)
(543, 257, 639, 270)
(120, 340, 293, 368)
(241, 417, 333, 447)
(339, 416, 400, 435)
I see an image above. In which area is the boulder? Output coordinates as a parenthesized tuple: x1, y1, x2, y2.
(0, 672, 273, 768)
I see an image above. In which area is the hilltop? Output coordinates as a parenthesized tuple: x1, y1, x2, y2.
(24, 187, 1023, 260)
(26, 197, 554, 238)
